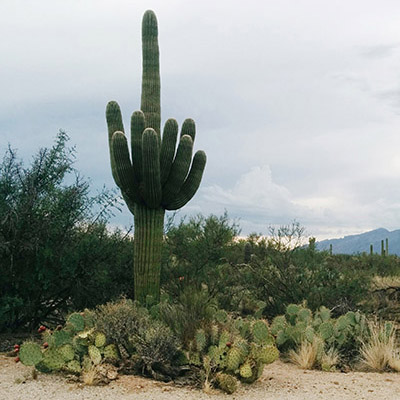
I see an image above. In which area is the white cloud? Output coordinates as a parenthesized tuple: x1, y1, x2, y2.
(203, 165, 297, 216)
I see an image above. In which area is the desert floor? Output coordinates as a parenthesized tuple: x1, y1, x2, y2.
(1, 355, 399, 400)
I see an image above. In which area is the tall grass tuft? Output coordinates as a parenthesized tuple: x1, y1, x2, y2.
(360, 320, 396, 371)
(289, 339, 320, 370)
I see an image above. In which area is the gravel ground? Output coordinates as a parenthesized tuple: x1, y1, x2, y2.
(1, 355, 400, 400)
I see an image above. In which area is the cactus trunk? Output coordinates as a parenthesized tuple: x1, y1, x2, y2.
(133, 204, 165, 303)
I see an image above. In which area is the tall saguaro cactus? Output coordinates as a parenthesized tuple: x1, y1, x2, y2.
(106, 10, 206, 303)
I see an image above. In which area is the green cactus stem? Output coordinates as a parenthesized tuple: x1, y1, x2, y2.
(67, 313, 85, 332)
(19, 342, 43, 366)
(251, 321, 270, 344)
(105, 10, 206, 303)
(216, 373, 238, 394)
(88, 345, 102, 365)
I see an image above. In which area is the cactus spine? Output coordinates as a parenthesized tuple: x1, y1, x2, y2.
(106, 10, 206, 303)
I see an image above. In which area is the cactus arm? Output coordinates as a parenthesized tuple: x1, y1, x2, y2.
(106, 101, 125, 186)
(106, 101, 137, 214)
(142, 128, 162, 208)
(141, 10, 161, 138)
(162, 135, 193, 204)
(131, 110, 146, 183)
(160, 118, 178, 185)
(106, 101, 125, 140)
(110, 131, 142, 205)
(181, 118, 196, 141)
(165, 150, 206, 210)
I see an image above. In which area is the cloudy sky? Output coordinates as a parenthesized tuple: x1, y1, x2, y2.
(2, 0, 400, 239)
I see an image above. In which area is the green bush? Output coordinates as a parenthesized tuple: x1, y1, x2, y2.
(130, 319, 180, 380)
(161, 212, 244, 311)
(158, 287, 218, 347)
(0, 132, 133, 331)
(238, 223, 371, 317)
(94, 298, 182, 381)
(94, 298, 148, 355)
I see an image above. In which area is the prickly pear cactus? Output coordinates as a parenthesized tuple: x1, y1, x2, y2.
(186, 314, 279, 393)
(106, 10, 206, 303)
(19, 342, 43, 366)
(271, 303, 373, 370)
(216, 373, 238, 394)
(19, 312, 120, 377)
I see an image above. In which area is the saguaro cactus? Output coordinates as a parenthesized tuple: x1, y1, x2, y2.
(106, 10, 206, 303)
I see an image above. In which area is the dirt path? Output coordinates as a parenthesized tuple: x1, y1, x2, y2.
(0, 355, 399, 400)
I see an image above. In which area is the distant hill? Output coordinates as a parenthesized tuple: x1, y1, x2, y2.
(316, 228, 400, 255)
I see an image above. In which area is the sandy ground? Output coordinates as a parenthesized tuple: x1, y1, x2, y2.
(0, 354, 399, 400)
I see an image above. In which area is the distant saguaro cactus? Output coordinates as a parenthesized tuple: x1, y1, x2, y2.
(106, 10, 206, 303)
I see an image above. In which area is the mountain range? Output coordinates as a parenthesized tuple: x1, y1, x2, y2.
(316, 228, 400, 255)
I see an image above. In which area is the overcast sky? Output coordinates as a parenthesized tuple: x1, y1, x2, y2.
(2, 0, 400, 239)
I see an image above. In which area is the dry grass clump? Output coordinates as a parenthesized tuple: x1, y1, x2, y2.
(360, 320, 397, 371)
(320, 347, 340, 372)
(289, 338, 340, 371)
(82, 364, 118, 386)
(371, 276, 400, 291)
(388, 356, 400, 372)
(289, 339, 320, 370)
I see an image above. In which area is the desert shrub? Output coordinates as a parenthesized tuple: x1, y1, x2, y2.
(240, 223, 371, 317)
(130, 319, 180, 380)
(161, 212, 243, 309)
(94, 298, 148, 355)
(94, 298, 182, 381)
(158, 287, 218, 347)
(65, 224, 134, 310)
(366, 275, 400, 321)
(0, 132, 133, 331)
(338, 253, 400, 277)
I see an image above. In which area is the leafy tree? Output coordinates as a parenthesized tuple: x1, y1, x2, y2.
(0, 131, 132, 331)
